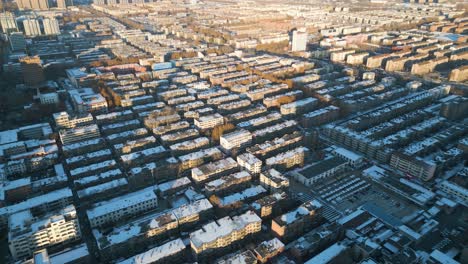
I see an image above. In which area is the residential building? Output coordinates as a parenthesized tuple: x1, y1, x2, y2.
(251, 192, 288, 219)
(23, 18, 41, 36)
(117, 239, 186, 264)
(59, 124, 100, 145)
(253, 238, 285, 263)
(205, 171, 252, 195)
(390, 153, 437, 181)
(42, 18, 60, 35)
(86, 187, 158, 228)
(220, 129, 252, 151)
(0, 12, 18, 33)
(190, 211, 262, 255)
(265, 147, 308, 170)
(178, 147, 223, 171)
(194, 113, 224, 130)
(8, 205, 81, 260)
(191, 157, 238, 183)
(53, 112, 94, 129)
(237, 153, 262, 174)
(271, 200, 323, 242)
(260, 168, 289, 191)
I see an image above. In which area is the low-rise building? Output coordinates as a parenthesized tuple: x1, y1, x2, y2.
(86, 187, 158, 228)
(191, 157, 238, 183)
(237, 153, 262, 174)
(204, 171, 252, 195)
(59, 124, 100, 145)
(178, 147, 223, 171)
(53, 112, 94, 129)
(194, 113, 224, 130)
(220, 129, 252, 152)
(8, 205, 81, 260)
(117, 238, 187, 264)
(254, 238, 285, 263)
(190, 211, 262, 256)
(260, 168, 289, 191)
(251, 192, 288, 219)
(266, 147, 308, 170)
(271, 200, 324, 242)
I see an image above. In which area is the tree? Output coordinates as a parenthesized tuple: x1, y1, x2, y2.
(211, 123, 235, 141)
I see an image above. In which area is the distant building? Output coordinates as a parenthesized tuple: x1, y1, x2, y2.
(17, 0, 49, 10)
(9, 32, 26, 51)
(440, 96, 468, 120)
(220, 129, 253, 152)
(42, 18, 60, 35)
(20, 56, 45, 87)
(0, 12, 18, 33)
(22, 18, 41, 36)
(291, 29, 307, 52)
(57, 0, 73, 8)
(38, 89, 59, 104)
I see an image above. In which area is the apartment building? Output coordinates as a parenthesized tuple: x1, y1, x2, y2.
(192, 157, 238, 183)
(95, 110, 134, 125)
(220, 129, 252, 151)
(237, 153, 262, 174)
(178, 147, 223, 171)
(194, 113, 224, 130)
(118, 238, 187, 264)
(95, 199, 213, 261)
(8, 205, 81, 260)
(59, 124, 100, 145)
(254, 238, 285, 263)
(68, 88, 108, 114)
(0, 188, 73, 229)
(190, 211, 262, 256)
(170, 137, 210, 154)
(120, 146, 167, 168)
(280, 97, 318, 116)
(86, 187, 158, 228)
(53, 112, 94, 129)
(439, 179, 468, 204)
(62, 138, 105, 157)
(260, 168, 289, 191)
(266, 147, 308, 170)
(302, 105, 340, 128)
(247, 131, 303, 159)
(251, 192, 288, 219)
(390, 153, 437, 181)
(271, 200, 324, 242)
(205, 171, 252, 195)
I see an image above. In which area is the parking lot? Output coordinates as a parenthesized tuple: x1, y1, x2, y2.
(289, 169, 420, 221)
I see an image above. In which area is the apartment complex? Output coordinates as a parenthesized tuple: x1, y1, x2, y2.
(8, 205, 81, 259)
